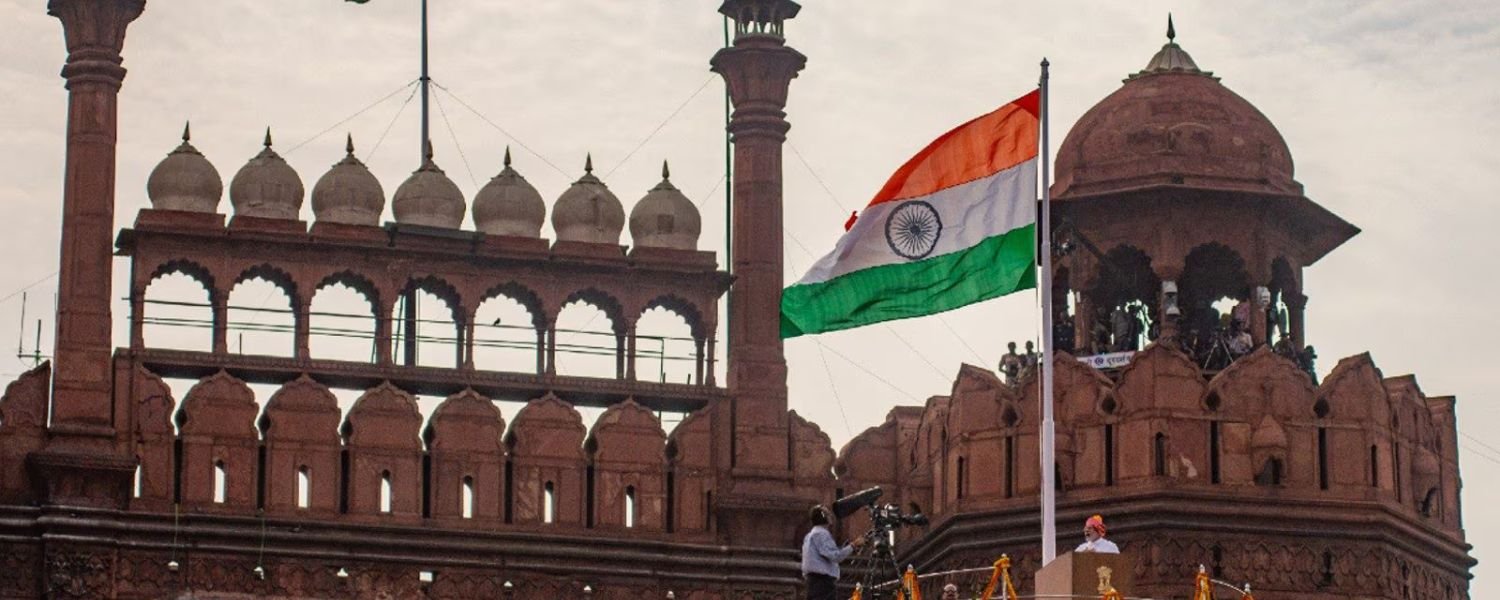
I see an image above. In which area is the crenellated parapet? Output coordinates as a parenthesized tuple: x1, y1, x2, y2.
(833, 343, 1472, 597)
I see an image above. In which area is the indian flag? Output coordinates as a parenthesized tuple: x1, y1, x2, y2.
(781, 90, 1041, 338)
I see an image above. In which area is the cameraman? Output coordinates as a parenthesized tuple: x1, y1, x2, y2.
(801, 505, 866, 600)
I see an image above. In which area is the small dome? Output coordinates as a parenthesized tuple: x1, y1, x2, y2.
(146, 122, 223, 213)
(552, 154, 624, 244)
(473, 147, 545, 237)
(629, 161, 700, 250)
(391, 146, 466, 229)
(311, 135, 385, 226)
(229, 128, 305, 220)
(1053, 19, 1298, 199)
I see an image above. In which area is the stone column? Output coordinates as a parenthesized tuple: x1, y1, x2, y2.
(625, 320, 638, 381)
(462, 309, 476, 370)
(1287, 291, 1308, 349)
(710, 0, 811, 553)
(294, 295, 311, 360)
(211, 288, 229, 354)
(711, 1, 805, 473)
(545, 318, 558, 376)
(375, 296, 395, 366)
(534, 327, 546, 374)
(29, 0, 147, 510)
(128, 285, 145, 349)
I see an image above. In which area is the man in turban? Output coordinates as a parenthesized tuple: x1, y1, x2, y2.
(1076, 514, 1120, 554)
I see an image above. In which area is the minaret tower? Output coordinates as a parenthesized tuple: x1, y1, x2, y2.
(29, 0, 147, 509)
(710, 0, 809, 543)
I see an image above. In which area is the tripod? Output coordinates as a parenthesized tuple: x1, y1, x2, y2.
(850, 531, 919, 600)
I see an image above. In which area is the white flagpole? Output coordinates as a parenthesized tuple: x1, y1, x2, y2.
(1038, 58, 1058, 565)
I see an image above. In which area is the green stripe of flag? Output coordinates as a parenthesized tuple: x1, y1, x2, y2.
(780, 224, 1037, 338)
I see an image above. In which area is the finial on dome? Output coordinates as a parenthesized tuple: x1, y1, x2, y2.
(1167, 14, 1176, 42)
(585, 153, 594, 174)
(345, 133, 355, 155)
(503, 146, 512, 168)
(424, 139, 435, 163)
(263, 127, 273, 148)
(662, 160, 671, 180)
(182, 121, 191, 143)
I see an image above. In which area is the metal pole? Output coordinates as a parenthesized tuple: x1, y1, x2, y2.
(1038, 58, 1058, 565)
(420, 0, 431, 162)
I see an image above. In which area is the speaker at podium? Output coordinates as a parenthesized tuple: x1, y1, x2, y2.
(1033, 551, 1135, 598)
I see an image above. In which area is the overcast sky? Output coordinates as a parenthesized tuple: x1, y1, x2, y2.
(1, 0, 1497, 595)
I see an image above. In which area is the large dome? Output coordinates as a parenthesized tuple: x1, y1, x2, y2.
(1053, 32, 1299, 199)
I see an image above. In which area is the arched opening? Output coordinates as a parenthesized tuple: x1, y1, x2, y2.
(543, 481, 556, 524)
(143, 270, 214, 351)
(636, 305, 701, 384)
(1370, 445, 1380, 488)
(1180, 243, 1251, 369)
(1421, 488, 1439, 518)
(379, 470, 393, 513)
(1318, 427, 1330, 490)
(1084, 246, 1158, 355)
(955, 456, 966, 500)
(1154, 433, 1168, 477)
(310, 277, 378, 363)
(461, 476, 475, 519)
(134, 462, 143, 498)
(554, 294, 622, 379)
(296, 466, 311, 509)
(624, 485, 636, 528)
(1268, 258, 1297, 348)
(396, 279, 463, 369)
(226, 275, 295, 357)
(1320, 549, 1335, 586)
(213, 460, 227, 504)
(1256, 457, 1284, 486)
(473, 289, 542, 374)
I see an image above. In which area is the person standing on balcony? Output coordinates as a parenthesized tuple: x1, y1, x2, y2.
(1076, 514, 1120, 554)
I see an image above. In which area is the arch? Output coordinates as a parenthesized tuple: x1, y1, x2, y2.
(635, 304, 700, 384)
(555, 290, 628, 378)
(147, 258, 218, 292)
(641, 294, 707, 340)
(1267, 257, 1298, 347)
(309, 279, 379, 363)
(1180, 242, 1251, 359)
(474, 286, 544, 375)
(226, 273, 295, 357)
(397, 276, 465, 368)
(481, 281, 547, 329)
(1084, 245, 1158, 354)
(402, 275, 465, 323)
(314, 270, 382, 307)
(560, 288, 626, 334)
(232, 263, 299, 300)
(143, 263, 216, 352)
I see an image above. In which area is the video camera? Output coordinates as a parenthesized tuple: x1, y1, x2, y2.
(833, 486, 928, 546)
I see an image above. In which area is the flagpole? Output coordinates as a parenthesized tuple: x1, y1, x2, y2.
(1038, 57, 1058, 565)
(419, 0, 431, 160)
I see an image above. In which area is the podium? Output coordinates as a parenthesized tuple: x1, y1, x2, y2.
(1034, 551, 1134, 598)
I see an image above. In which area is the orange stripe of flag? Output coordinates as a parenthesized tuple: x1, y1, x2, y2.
(868, 89, 1040, 207)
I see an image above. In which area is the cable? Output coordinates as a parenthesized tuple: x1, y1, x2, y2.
(367, 84, 421, 163)
(603, 74, 718, 179)
(0, 271, 58, 305)
(285, 79, 418, 155)
(816, 343, 854, 439)
(431, 86, 479, 188)
(431, 82, 569, 179)
(811, 338, 923, 402)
